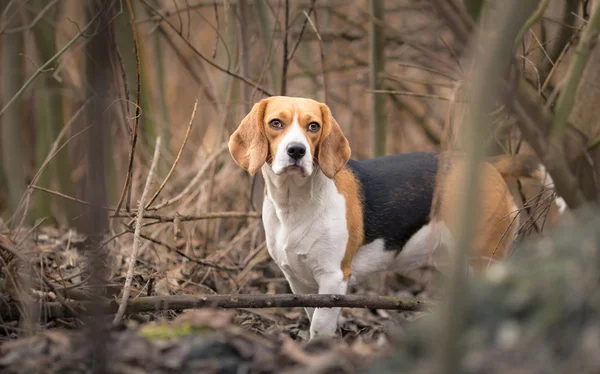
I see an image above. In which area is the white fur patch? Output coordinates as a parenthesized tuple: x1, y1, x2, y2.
(348, 220, 456, 285)
(271, 106, 314, 176)
(555, 197, 568, 214)
(538, 165, 568, 214)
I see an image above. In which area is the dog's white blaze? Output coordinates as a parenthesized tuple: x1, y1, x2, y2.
(271, 106, 314, 176)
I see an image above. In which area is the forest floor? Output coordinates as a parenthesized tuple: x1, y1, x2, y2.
(0, 225, 437, 374)
(2, 210, 600, 373)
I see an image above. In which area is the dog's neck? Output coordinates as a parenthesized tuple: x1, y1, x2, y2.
(261, 164, 334, 219)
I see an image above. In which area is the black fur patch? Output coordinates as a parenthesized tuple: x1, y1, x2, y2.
(346, 152, 438, 251)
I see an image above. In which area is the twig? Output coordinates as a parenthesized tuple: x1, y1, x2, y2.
(0, 294, 435, 321)
(113, 137, 162, 324)
(540, 31, 576, 93)
(281, 0, 290, 95)
(112, 211, 262, 224)
(540, 1, 579, 85)
(134, 231, 238, 271)
(145, 99, 197, 209)
(147, 142, 229, 211)
(287, 1, 315, 62)
(30, 185, 115, 210)
(115, 0, 142, 215)
(303, 2, 327, 103)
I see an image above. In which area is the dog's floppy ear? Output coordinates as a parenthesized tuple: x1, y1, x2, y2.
(318, 103, 351, 179)
(229, 99, 269, 175)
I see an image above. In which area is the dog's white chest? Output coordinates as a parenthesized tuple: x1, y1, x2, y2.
(269, 223, 319, 288)
(261, 181, 348, 290)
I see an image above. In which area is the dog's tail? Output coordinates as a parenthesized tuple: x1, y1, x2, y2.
(487, 154, 567, 214)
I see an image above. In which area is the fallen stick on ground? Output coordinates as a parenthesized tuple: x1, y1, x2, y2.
(0, 294, 436, 321)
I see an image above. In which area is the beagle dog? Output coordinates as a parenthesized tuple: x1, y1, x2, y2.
(228, 96, 567, 339)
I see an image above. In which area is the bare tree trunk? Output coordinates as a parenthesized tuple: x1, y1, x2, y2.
(0, 0, 27, 217)
(369, 0, 386, 157)
(84, 0, 116, 371)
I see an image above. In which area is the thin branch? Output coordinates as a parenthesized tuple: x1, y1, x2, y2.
(114, 137, 162, 324)
(287, 1, 314, 62)
(540, 28, 577, 93)
(147, 142, 229, 211)
(303, 3, 327, 103)
(134, 231, 238, 271)
(281, 0, 290, 96)
(145, 99, 197, 209)
(30, 185, 115, 211)
(112, 211, 262, 223)
(115, 0, 142, 214)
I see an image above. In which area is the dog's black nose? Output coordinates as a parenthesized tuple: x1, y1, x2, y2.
(286, 143, 306, 160)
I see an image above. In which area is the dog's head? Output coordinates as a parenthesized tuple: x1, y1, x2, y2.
(228, 96, 351, 178)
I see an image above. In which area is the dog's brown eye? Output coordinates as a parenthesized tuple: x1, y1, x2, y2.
(269, 119, 284, 130)
(307, 122, 320, 133)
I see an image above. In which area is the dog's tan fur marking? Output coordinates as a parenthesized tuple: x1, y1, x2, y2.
(432, 156, 518, 271)
(229, 99, 270, 174)
(487, 154, 541, 181)
(335, 168, 364, 281)
(318, 104, 351, 178)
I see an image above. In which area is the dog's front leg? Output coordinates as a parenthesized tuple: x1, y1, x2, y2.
(282, 271, 318, 322)
(309, 271, 348, 339)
